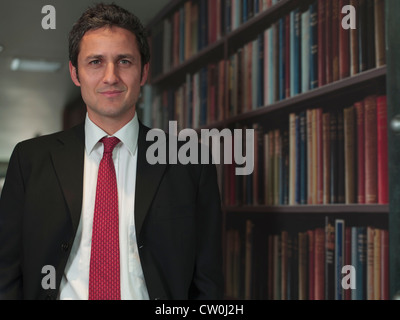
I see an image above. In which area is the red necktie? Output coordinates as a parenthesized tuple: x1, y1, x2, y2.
(89, 137, 121, 300)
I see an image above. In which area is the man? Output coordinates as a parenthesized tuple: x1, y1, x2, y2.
(0, 3, 223, 300)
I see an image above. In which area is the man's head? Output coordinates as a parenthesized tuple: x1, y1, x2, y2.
(68, 3, 150, 134)
(68, 2, 150, 79)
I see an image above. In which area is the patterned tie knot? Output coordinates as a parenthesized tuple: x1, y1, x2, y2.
(101, 137, 120, 154)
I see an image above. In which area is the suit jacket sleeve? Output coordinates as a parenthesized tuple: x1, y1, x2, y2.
(189, 160, 224, 299)
(0, 143, 24, 299)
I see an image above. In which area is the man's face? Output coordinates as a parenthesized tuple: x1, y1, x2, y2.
(69, 26, 149, 127)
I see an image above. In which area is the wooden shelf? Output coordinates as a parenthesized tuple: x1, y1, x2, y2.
(224, 204, 389, 214)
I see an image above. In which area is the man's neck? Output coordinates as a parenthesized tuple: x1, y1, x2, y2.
(87, 111, 136, 136)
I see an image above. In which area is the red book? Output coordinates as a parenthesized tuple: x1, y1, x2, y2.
(354, 101, 365, 203)
(314, 228, 325, 300)
(339, 0, 350, 79)
(364, 95, 378, 204)
(307, 229, 315, 300)
(318, 0, 326, 86)
(377, 95, 388, 204)
(344, 227, 352, 300)
(331, 0, 340, 82)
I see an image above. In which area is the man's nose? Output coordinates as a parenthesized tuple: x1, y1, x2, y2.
(103, 63, 119, 85)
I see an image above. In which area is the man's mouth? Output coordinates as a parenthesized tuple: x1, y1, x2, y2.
(99, 90, 124, 98)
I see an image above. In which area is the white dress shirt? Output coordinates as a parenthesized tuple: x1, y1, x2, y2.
(58, 113, 149, 300)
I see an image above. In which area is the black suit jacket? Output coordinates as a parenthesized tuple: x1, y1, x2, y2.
(0, 121, 224, 300)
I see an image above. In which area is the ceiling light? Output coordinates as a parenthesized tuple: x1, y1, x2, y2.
(10, 58, 62, 72)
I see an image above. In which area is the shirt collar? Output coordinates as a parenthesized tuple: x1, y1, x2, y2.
(84, 113, 139, 156)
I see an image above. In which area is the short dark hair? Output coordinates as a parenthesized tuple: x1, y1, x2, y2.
(68, 3, 150, 71)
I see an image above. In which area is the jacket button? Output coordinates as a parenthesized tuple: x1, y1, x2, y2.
(61, 243, 69, 252)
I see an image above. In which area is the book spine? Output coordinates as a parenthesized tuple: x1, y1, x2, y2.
(354, 101, 366, 203)
(349, 0, 359, 76)
(323, 112, 331, 204)
(374, 0, 386, 67)
(335, 219, 345, 300)
(344, 105, 356, 204)
(317, 0, 326, 87)
(364, 95, 378, 204)
(309, 1, 318, 90)
(301, 7, 310, 93)
(314, 227, 325, 300)
(325, 216, 335, 300)
(338, 0, 350, 79)
(377, 95, 388, 204)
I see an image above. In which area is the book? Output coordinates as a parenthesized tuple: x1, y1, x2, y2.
(309, 1, 318, 90)
(335, 219, 345, 300)
(301, 5, 310, 93)
(314, 227, 325, 300)
(299, 231, 309, 300)
(377, 95, 388, 204)
(343, 105, 356, 204)
(367, 226, 375, 300)
(374, 0, 386, 67)
(349, 0, 359, 76)
(354, 100, 366, 204)
(373, 228, 381, 300)
(307, 229, 314, 299)
(381, 229, 389, 300)
(364, 95, 378, 203)
(325, 216, 335, 300)
(317, 0, 326, 87)
(339, 0, 350, 79)
(323, 112, 331, 204)
(351, 226, 367, 300)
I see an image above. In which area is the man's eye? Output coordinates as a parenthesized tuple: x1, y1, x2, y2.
(89, 60, 101, 65)
(119, 60, 131, 65)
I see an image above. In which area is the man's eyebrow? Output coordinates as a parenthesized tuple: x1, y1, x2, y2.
(84, 54, 104, 61)
(84, 54, 137, 61)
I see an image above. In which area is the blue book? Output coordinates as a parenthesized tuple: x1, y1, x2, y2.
(278, 17, 286, 101)
(242, 0, 248, 23)
(199, 0, 208, 51)
(290, 8, 301, 96)
(267, 25, 276, 104)
(351, 226, 367, 300)
(301, 6, 310, 93)
(335, 219, 345, 300)
(225, 0, 232, 34)
(309, 1, 318, 89)
(257, 33, 264, 108)
(199, 67, 208, 126)
(179, 7, 185, 63)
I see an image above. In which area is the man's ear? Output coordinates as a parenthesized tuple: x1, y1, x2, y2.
(140, 62, 150, 87)
(69, 61, 81, 87)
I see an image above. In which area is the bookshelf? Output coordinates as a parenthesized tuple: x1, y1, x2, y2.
(145, 0, 392, 300)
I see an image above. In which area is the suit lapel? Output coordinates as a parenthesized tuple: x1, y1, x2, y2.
(135, 123, 167, 237)
(51, 123, 85, 233)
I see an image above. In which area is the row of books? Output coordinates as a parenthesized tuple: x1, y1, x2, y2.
(150, 61, 226, 130)
(150, 0, 280, 78)
(225, 218, 389, 300)
(148, 1, 386, 130)
(228, 0, 386, 116)
(223, 94, 388, 206)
